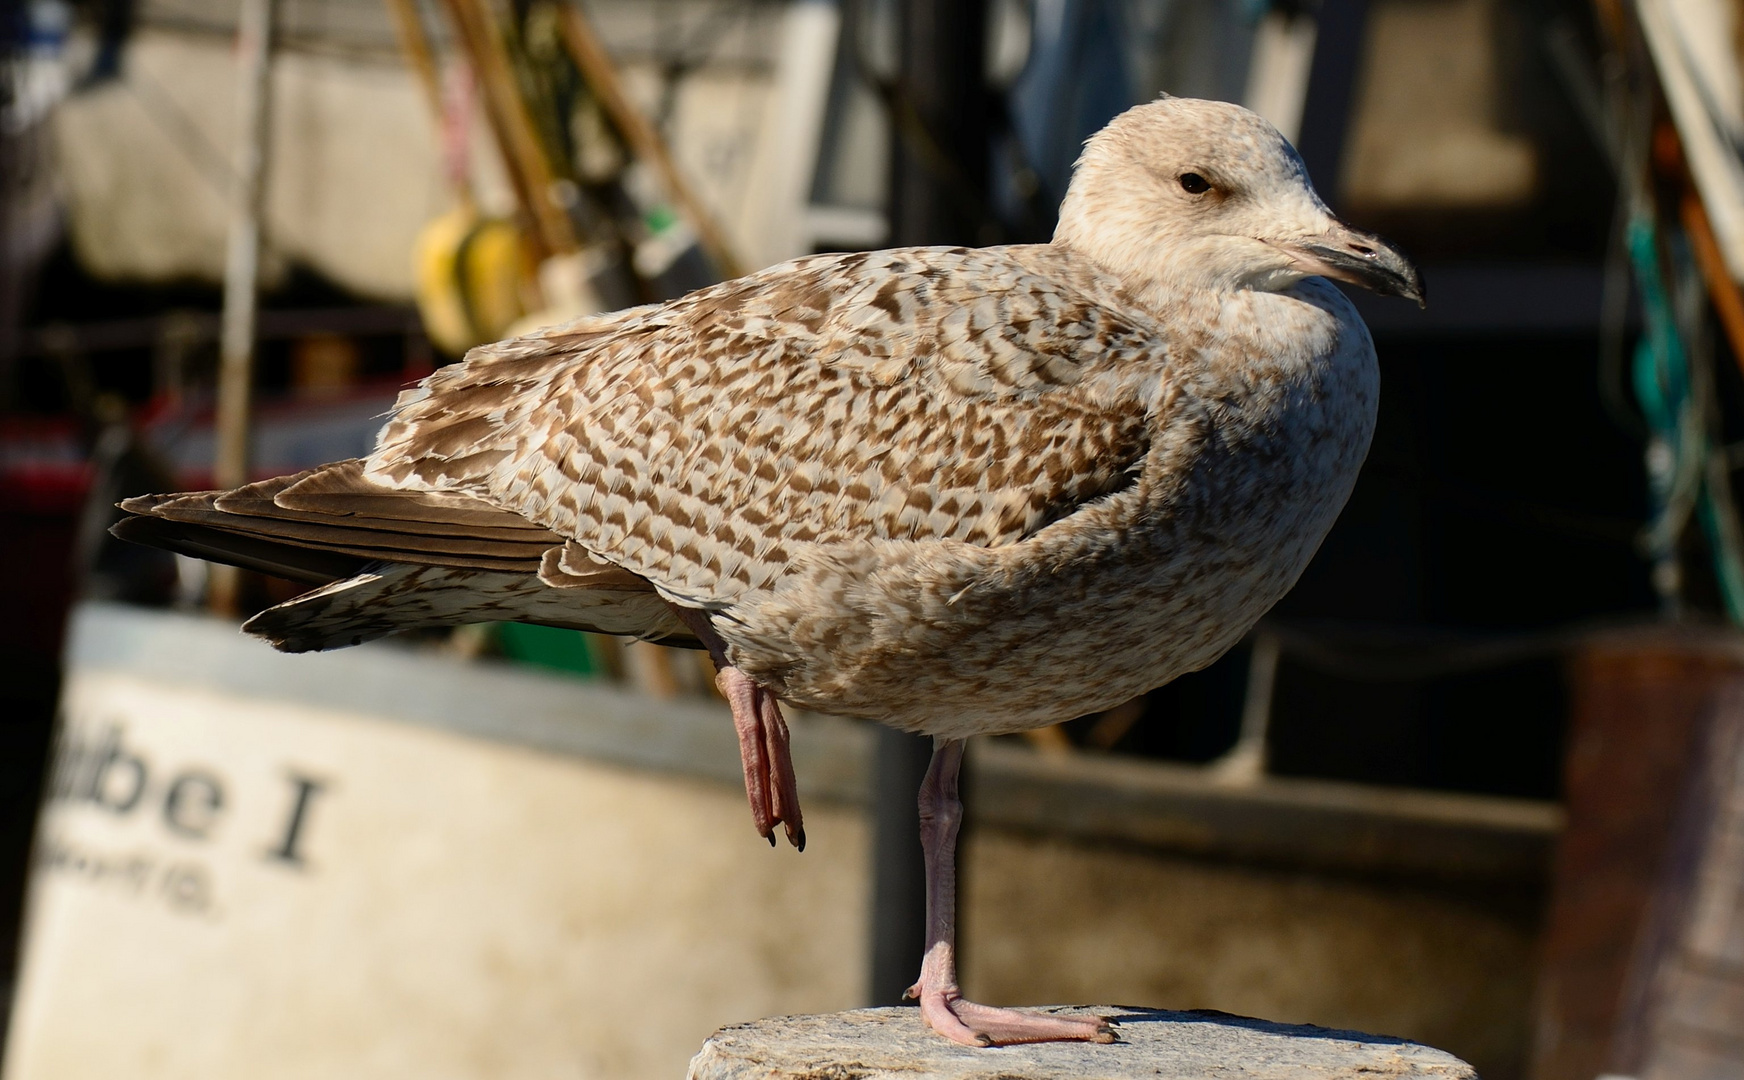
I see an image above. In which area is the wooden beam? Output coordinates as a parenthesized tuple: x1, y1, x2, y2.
(1647, 121, 1744, 381)
(383, 0, 474, 207)
(383, 0, 445, 132)
(555, 3, 744, 279)
(438, 0, 577, 258)
(210, 0, 278, 615)
(1679, 190, 1744, 379)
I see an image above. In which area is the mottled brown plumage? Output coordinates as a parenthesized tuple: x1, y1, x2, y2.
(114, 98, 1421, 1047)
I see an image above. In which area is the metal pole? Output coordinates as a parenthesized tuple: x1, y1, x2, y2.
(868, 0, 989, 1008)
(885, 0, 990, 246)
(868, 728, 933, 1005)
(209, 0, 277, 615)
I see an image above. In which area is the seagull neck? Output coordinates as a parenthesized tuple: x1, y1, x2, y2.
(1049, 237, 1240, 325)
(1163, 281, 1356, 381)
(1128, 278, 1232, 324)
(1045, 239, 1354, 375)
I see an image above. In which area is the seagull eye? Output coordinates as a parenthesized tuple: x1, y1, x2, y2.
(1178, 172, 1210, 195)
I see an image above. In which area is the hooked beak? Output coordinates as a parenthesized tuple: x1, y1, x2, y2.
(1279, 223, 1424, 307)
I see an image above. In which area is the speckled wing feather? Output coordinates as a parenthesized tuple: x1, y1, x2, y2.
(366, 246, 1172, 608)
(242, 563, 681, 652)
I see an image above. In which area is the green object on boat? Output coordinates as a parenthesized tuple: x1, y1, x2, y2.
(493, 622, 600, 677)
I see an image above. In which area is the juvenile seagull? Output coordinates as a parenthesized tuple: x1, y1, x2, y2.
(116, 98, 1420, 1046)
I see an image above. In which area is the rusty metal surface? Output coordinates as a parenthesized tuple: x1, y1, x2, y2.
(1625, 683, 1744, 1079)
(1528, 630, 1744, 1080)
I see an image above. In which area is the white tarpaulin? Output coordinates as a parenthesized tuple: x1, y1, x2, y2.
(1637, 0, 1744, 280)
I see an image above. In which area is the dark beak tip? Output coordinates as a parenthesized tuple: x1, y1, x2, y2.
(1380, 254, 1425, 308)
(1300, 230, 1423, 309)
(1379, 264, 1424, 308)
(1404, 262, 1426, 307)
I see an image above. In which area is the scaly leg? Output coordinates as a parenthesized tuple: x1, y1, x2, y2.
(908, 738, 1114, 1046)
(667, 604, 804, 850)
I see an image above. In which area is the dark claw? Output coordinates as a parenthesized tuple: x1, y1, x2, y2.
(795, 827, 807, 852)
(766, 832, 776, 847)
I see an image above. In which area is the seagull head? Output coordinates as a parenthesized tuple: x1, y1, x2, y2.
(1054, 97, 1423, 307)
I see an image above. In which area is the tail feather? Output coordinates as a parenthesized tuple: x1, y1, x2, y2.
(114, 459, 564, 576)
(113, 459, 692, 653)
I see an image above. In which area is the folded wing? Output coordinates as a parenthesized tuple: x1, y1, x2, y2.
(367, 245, 1167, 608)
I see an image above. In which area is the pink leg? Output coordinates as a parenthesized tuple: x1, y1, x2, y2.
(908, 738, 1114, 1047)
(667, 603, 804, 850)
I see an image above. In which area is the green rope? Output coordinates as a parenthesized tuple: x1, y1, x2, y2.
(1627, 214, 1744, 623)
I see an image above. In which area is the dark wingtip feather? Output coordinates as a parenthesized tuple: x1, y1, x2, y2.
(118, 492, 211, 515)
(109, 514, 366, 584)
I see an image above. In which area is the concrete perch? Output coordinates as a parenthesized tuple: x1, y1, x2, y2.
(687, 1007, 1478, 1080)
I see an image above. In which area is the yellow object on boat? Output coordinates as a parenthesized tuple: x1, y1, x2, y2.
(413, 208, 532, 356)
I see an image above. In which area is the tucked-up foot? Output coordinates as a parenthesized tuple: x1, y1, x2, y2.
(715, 666, 805, 849)
(665, 603, 805, 851)
(913, 986, 1115, 1047)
